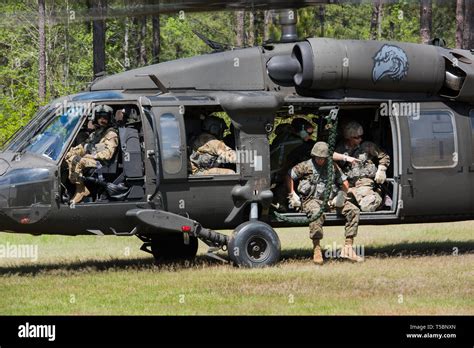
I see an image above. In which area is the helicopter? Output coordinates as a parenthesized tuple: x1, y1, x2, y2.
(0, 0, 473, 268)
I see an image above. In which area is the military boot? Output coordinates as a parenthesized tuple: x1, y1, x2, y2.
(71, 183, 90, 204)
(312, 240, 324, 265)
(340, 237, 364, 262)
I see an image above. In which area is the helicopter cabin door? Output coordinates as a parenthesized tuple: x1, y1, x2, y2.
(152, 106, 240, 229)
(399, 102, 472, 217)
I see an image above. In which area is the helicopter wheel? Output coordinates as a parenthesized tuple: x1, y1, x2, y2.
(150, 234, 198, 262)
(228, 221, 281, 268)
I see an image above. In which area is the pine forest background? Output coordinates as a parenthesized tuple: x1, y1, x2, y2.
(0, 0, 473, 144)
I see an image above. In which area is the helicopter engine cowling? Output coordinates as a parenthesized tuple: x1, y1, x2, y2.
(291, 38, 446, 94)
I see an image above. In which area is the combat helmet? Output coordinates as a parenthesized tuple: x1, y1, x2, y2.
(93, 104, 113, 123)
(311, 141, 329, 158)
(203, 116, 226, 139)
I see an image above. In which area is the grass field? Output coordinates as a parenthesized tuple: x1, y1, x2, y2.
(0, 221, 473, 315)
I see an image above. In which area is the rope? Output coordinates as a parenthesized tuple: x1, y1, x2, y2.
(273, 110, 339, 224)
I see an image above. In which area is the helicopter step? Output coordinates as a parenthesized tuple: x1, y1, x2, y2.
(126, 209, 281, 267)
(126, 208, 228, 246)
(127, 208, 230, 262)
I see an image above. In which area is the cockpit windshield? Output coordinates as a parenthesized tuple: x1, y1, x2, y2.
(18, 103, 87, 161)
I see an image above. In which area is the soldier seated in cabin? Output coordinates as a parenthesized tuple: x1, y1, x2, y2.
(271, 117, 359, 212)
(65, 105, 119, 204)
(334, 121, 391, 212)
(190, 116, 236, 175)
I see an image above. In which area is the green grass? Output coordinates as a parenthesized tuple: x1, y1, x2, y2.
(0, 221, 473, 315)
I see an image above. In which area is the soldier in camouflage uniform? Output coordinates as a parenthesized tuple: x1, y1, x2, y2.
(190, 116, 236, 175)
(287, 142, 363, 265)
(270, 118, 314, 212)
(65, 105, 119, 204)
(334, 121, 390, 212)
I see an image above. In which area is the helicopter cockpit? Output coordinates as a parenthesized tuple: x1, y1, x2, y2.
(0, 101, 88, 225)
(0, 98, 146, 229)
(58, 102, 145, 205)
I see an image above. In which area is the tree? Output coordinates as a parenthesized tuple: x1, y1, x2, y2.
(137, 15, 147, 66)
(152, 13, 160, 64)
(234, 11, 244, 47)
(370, 0, 383, 40)
(456, 0, 474, 48)
(124, 14, 130, 69)
(38, 0, 46, 101)
(92, 0, 106, 77)
(463, 0, 473, 48)
(420, 0, 432, 44)
(319, 5, 325, 37)
(263, 10, 272, 42)
(247, 11, 255, 46)
(456, 0, 463, 48)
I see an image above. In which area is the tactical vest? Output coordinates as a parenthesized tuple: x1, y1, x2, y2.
(297, 160, 338, 201)
(340, 145, 377, 183)
(84, 127, 118, 163)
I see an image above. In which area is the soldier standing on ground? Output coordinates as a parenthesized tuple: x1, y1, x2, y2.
(287, 141, 363, 265)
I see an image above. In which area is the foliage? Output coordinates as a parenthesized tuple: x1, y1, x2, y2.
(0, 0, 460, 144)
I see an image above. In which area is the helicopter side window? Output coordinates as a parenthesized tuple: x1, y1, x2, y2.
(408, 111, 457, 168)
(159, 113, 182, 175)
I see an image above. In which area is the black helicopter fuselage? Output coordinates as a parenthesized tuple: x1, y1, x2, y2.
(0, 38, 473, 237)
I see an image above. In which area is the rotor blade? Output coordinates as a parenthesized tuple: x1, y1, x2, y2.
(0, 0, 344, 27)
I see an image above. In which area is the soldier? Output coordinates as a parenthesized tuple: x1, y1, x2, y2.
(190, 116, 236, 175)
(335, 121, 391, 212)
(65, 105, 119, 204)
(270, 118, 312, 178)
(270, 118, 313, 211)
(287, 142, 363, 265)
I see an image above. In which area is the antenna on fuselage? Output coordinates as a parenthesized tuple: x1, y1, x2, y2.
(135, 74, 169, 94)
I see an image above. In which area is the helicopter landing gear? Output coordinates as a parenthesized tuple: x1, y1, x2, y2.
(228, 221, 281, 268)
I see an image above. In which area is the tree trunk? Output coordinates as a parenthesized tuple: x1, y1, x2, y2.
(318, 5, 325, 37)
(38, 0, 46, 102)
(247, 11, 255, 46)
(263, 10, 272, 42)
(235, 11, 245, 47)
(92, 0, 106, 78)
(124, 16, 129, 69)
(152, 14, 160, 64)
(463, 0, 473, 48)
(64, 0, 70, 87)
(456, 0, 465, 48)
(370, 0, 383, 40)
(420, 0, 432, 44)
(137, 15, 147, 66)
